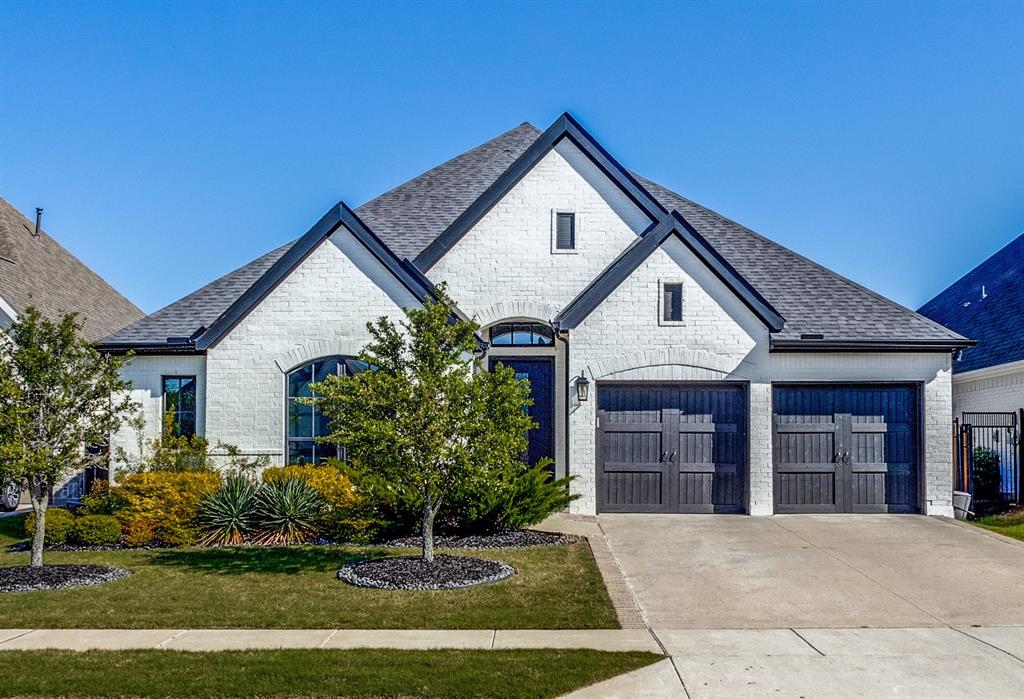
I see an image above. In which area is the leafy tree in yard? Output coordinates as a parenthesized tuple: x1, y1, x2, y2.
(0, 307, 136, 566)
(312, 286, 537, 562)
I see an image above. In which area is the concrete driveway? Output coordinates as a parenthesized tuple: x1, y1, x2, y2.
(599, 513, 1024, 629)
(569, 514, 1024, 698)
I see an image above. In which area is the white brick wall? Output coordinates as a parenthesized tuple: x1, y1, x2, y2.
(428, 139, 652, 317)
(110, 354, 207, 474)
(952, 364, 1024, 415)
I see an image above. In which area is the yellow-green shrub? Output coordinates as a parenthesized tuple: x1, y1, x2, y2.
(24, 507, 75, 546)
(261, 464, 367, 541)
(113, 471, 221, 546)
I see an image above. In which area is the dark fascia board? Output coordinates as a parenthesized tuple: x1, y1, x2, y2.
(554, 211, 786, 332)
(98, 343, 205, 356)
(191, 202, 436, 351)
(413, 112, 668, 271)
(769, 338, 976, 353)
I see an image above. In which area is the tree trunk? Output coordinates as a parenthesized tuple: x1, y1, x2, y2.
(421, 492, 436, 563)
(29, 484, 48, 568)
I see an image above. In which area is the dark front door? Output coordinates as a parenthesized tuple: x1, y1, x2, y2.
(491, 358, 555, 468)
(597, 383, 747, 513)
(773, 385, 919, 514)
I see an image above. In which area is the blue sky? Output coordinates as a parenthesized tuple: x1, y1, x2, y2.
(1, 0, 1021, 314)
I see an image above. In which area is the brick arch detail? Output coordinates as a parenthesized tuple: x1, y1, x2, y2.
(274, 339, 366, 373)
(473, 301, 561, 329)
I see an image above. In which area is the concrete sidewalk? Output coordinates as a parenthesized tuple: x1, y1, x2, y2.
(0, 628, 662, 652)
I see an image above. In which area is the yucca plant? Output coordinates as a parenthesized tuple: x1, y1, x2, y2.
(253, 477, 323, 545)
(196, 473, 259, 546)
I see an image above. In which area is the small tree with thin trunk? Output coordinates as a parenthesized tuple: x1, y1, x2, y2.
(312, 287, 534, 562)
(0, 307, 136, 567)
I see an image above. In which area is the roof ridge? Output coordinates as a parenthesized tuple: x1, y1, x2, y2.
(633, 175, 967, 341)
(356, 122, 541, 212)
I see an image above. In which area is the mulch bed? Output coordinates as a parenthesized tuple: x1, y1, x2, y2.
(384, 530, 572, 549)
(338, 554, 514, 590)
(0, 564, 131, 593)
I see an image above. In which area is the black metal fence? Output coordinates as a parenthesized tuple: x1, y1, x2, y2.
(954, 411, 1021, 503)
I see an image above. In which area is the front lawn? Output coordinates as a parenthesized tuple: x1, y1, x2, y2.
(973, 507, 1024, 542)
(0, 521, 617, 628)
(0, 648, 661, 698)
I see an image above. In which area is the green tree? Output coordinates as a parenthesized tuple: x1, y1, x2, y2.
(0, 307, 136, 566)
(312, 287, 536, 561)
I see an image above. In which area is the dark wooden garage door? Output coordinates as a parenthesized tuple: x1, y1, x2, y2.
(773, 385, 919, 514)
(597, 383, 747, 513)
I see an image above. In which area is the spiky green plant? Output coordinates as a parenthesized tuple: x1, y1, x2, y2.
(253, 477, 323, 545)
(196, 473, 259, 546)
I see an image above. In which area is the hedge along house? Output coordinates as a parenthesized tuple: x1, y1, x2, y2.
(100, 114, 972, 517)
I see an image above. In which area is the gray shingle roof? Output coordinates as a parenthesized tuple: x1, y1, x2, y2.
(102, 120, 968, 349)
(918, 233, 1023, 372)
(0, 198, 144, 341)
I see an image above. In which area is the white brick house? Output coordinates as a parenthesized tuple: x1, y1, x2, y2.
(101, 114, 971, 517)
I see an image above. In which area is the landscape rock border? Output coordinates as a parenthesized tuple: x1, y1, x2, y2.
(0, 564, 132, 593)
(383, 530, 573, 550)
(338, 554, 515, 590)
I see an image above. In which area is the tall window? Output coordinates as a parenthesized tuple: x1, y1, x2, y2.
(286, 356, 368, 465)
(555, 212, 576, 250)
(662, 282, 684, 323)
(162, 376, 197, 436)
(489, 322, 554, 347)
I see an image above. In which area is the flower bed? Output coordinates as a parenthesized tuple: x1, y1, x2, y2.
(384, 530, 572, 549)
(338, 555, 514, 590)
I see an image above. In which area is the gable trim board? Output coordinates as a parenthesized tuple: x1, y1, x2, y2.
(413, 112, 668, 271)
(554, 210, 786, 333)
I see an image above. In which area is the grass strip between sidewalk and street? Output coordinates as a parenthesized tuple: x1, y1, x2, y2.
(0, 648, 661, 698)
(972, 507, 1024, 542)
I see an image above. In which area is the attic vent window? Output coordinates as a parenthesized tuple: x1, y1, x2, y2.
(552, 211, 577, 253)
(660, 281, 685, 325)
(800, 333, 825, 340)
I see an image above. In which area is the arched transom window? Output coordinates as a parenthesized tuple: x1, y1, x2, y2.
(286, 356, 368, 465)
(489, 322, 554, 347)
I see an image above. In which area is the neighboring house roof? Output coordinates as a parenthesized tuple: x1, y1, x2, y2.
(0, 197, 144, 341)
(918, 233, 1023, 373)
(555, 211, 785, 332)
(101, 115, 971, 352)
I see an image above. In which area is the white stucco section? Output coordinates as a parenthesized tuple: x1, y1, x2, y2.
(952, 361, 1024, 416)
(427, 139, 653, 318)
(110, 354, 207, 473)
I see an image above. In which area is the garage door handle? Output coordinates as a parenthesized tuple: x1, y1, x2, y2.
(844, 451, 852, 464)
(669, 451, 676, 463)
(660, 451, 668, 463)
(834, 451, 843, 463)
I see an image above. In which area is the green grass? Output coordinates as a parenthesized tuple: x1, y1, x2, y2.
(0, 536, 618, 629)
(973, 507, 1024, 542)
(0, 513, 27, 547)
(0, 648, 661, 698)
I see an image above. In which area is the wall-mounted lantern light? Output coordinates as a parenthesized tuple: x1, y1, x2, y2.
(575, 375, 590, 402)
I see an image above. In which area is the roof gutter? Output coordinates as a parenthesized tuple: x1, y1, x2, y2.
(769, 337, 976, 353)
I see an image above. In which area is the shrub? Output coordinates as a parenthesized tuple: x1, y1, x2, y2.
(113, 471, 221, 546)
(262, 463, 367, 541)
(197, 473, 259, 546)
(253, 477, 323, 545)
(24, 507, 75, 547)
(72, 514, 122, 546)
(79, 480, 126, 516)
(973, 447, 1002, 501)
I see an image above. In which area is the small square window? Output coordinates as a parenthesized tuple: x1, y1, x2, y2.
(552, 211, 576, 252)
(662, 282, 684, 324)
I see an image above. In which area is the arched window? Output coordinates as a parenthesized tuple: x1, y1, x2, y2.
(286, 356, 368, 465)
(489, 322, 554, 347)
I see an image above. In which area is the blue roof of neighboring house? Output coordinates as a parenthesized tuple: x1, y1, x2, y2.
(918, 233, 1024, 373)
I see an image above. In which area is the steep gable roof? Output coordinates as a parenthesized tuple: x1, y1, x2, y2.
(0, 198, 144, 341)
(556, 211, 785, 332)
(101, 203, 435, 352)
(918, 233, 1023, 372)
(104, 117, 971, 351)
(413, 113, 666, 270)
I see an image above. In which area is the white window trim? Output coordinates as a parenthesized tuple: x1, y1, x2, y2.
(550, 209, 579, 255)
(658, 279, 686, 326)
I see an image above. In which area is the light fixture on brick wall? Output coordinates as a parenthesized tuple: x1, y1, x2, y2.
(575, 375, 590, 402)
